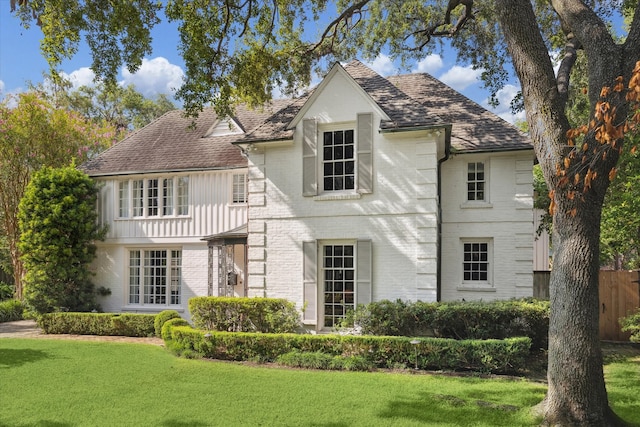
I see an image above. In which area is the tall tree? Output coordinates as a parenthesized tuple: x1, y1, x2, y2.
(11, 1, 640, 424)
(0, 92, 116, 299)
(18, 166, 106, 314)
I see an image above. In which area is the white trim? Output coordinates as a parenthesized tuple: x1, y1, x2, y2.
(459, 238, 494, 288)
(287, 63, 389, 129)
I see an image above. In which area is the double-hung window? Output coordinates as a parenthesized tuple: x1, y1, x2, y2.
(128, 249, 182, 306)
(462, 241, 490, 283)
(118, 176, 189, 218)
(322, 130, 355, 191)
(467, 162, 485, 201)
(302, 113, 373, 197)
(232, 173, 247, 204)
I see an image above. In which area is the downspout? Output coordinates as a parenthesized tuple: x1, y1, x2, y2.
(437, 126, 452, 302)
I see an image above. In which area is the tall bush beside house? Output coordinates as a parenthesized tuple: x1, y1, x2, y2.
(18, 166, 107, 314)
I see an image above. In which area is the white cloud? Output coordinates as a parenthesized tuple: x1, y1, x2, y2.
(0, 80, 5, 94)
(412, 54, 444, 75)
(438, 65, 483, 91)
(121, 57, 184, 97)
(482, 84, 526, 124)
(365, 54, 395, 77)
(61, 67, 96, 89)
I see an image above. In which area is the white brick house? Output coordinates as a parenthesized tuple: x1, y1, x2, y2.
(83, 60, 534, 327)
(234, 61, 534, 330)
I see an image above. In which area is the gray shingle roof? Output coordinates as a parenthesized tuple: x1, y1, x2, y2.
(82, 102, 286, 177)
(387, 72, 531, 152)
(83, 60, 531, 177)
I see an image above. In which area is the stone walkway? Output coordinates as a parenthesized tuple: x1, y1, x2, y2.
(0, 319, 163, 345)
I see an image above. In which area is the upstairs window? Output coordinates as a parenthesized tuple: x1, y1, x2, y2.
(118, 176, 189, 218)
(232, 173, 247, 204)
(467, 162, 485, 201)
(322, 130, 355, 191)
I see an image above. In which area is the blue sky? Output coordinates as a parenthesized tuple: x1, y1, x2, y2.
(0, 6, 525, 123)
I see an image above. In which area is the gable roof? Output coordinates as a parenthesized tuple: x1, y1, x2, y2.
(387, 73, 531, 153)
(237, 60, 530, 153)
(81, 102, 288, 177)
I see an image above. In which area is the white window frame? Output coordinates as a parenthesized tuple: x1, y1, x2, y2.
(319, 123, 357, 194)
(117, 175, 190, 219)
(232, 173, 247, 204)
(319, 240, 357, 328)
(127, 248, 182, 307)
(467, 161, 486, 202)
(459, 238, 494, 289)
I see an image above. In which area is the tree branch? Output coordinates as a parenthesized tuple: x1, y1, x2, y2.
(556, 33, 582, 109)
(305, 0, 370, 55)
(406, 0, 475, 51)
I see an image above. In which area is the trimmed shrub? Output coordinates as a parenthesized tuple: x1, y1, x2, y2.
(189, 297, 300, 333)
(276, 350, 376, 372)
(39, 312, 155, 336)
(0, 299, 24, 323)
(154, 310, 181, 337)
(164, 326, 531, 374)
(349, 298, 549, 350)
(620, 309, 640, 343)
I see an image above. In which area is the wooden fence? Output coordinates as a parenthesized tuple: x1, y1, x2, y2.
(533, 270, 640, 341)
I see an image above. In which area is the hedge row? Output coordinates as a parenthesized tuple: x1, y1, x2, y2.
(0, 299, 24, 323)
(39, 312, 156, 337)
(189, 297, 300, 333)
(163, 323, 531, 374)
(349, 299, 550, 350)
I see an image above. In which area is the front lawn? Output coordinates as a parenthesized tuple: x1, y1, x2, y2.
(0, 338, 638, 426)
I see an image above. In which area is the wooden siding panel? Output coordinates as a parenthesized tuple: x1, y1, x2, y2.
(97, 170, 247, 241)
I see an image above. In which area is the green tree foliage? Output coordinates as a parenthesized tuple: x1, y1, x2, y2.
(10, 1, 640, 424)
(59, 81, 175, 131)
(0, 92, 116, 299)
(18, 166, 106, 314)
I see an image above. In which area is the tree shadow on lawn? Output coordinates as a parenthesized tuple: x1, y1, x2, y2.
(0, 348, 50, 369)
(0, 421, 72, 427)
(377, 391, 540, 426)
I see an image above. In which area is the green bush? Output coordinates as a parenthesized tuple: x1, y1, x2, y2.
(348, 299, 549, 350)
(0, 299, 24, 322)
(276, 350, 375, 371)
(39, 312, 156, 336)
(189, 297, 300, 333)
(164, 326, 531, 374)
(0, 281, 14, 301)
(154, 310, 181, 337)
(161, 317, 191, 342)
(620, 309, 640, 343)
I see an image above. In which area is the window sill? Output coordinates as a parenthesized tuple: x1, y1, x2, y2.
(115, 215, 192, 221)
(314, 192, 362, 201)
(122, 305, 185, 313)
(460, 201, 493, 209)
(456, 285, 496, 292)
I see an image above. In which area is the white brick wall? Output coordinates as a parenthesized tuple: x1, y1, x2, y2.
(440, 152, 534, 301)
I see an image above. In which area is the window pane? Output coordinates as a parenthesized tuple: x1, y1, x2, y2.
(119, 181, 129, 218)
(322, 129, 355, 192)
(133, 180, 144, 217)
(129, 251, 140, 304)
(177, 177, 189, 215)
(467, 162, 485, 201)
(163, 178, 173, 215)
(323, 244, 355, 327)
(463, 242, 489, 282)
(147, 179, 159, 216)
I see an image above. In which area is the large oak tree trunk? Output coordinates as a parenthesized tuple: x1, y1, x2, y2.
(495, 0, 635, 424)
(541, 206, 623, 425)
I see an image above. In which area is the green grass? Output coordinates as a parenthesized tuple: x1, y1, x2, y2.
(0, 339, 636, 426)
